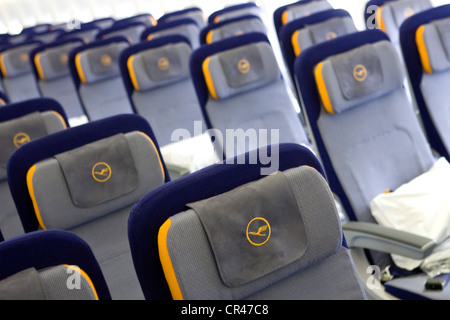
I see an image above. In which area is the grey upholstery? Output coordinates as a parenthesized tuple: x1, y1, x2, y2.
(158, 166, 366, 300)
(27, 131, 165, 299)
(34, 41, 86, 121)
(203, 41, 309, 157)
(0, 111, 67, 240)
(146, 23, 201, 49)
(127, 41, 205, 146)
(75, 41, 134, 121)
(206, 16, 267, 44)
(0, 43, 41, 102)
(281, 1, 333, 26)
(99, 24, 147, 44)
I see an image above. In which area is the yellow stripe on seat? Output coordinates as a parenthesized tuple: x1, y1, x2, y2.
(314, 62, 334, 114)
(281, 10, 289, 25)
(26, 164, 47, 230)
(416, 25, 432, 74)
(206, 30, 214, 44)
(65, 265, 100, 300)
(0, 53, 8, 78)
(34, 53, 46, 81)
(375, 6, 387, 32)
(158, 218, 184, 300)
(202, 57, 218, 100)
(75, 52, 87, 84)
(127, 55, 140, 90)
(291, 30, 301, 56)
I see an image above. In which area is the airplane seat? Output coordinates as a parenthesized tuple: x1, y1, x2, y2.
(295, 29, 450, 299)
(0, 41, 42, 103)
(113, 13, 156, 29)
(82, 17, 116, 31)
(31, 38, 87, 125)
(141, 19, 201, 50)
(0, 230, 111, 300)
(7, 114, 169, 300)
(68, 36, 133, 121)
(0, 98, 68, 241)
(128, 143, 366, 300)
(158, 7, 206, 29)
(27, 29, 66, 44)
(366, 0, 432, 53)
(273, 0, 333, 37)
(200, 14, 267, 45)
(120, 35, 205, 148)
(57, 25, 101, 44)
(190, 32, 310, 159)
(207, 2, 263, 25)
(96, 21, 148, 44)
(400, 4, 450, 161)
(279, 9, 357, 81)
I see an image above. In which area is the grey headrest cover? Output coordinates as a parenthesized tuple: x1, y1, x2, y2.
(0, 268, 46, 300)
(55, 133, 138, 208)
(293, 17, 357, 54)
(0, 112, 48, 170)
(205, 42, 280, 100)
(1, 43, 39, 78)
(36, 42, 81, 81)
(318, 40, 404, 113)
(283, 1, 333, 24)
(101, 25, 146, 43)
(147, 24, 199, 48)
(78, 42, 128, 83)
(215, 6, 262, 23)
(388, 0, 431, 29)
(187, 171, 308, 287)
(130, 42, 191, 91)
(419, 16, 450, 73)
(209, 18, 266, 43)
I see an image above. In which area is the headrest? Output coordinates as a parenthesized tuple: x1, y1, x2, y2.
(75, 40, 129, 84)
(0, 112, 48, 171)
(0, 42, 40, 78)
(416, 16, 450, 74)
(291, 16, 357, 56)
(314, 40, 404, 114)
(97, 22, 147, 43)
(203, 41, 280, 100)
(127, 41, 191, 92)
(209, 3, 261, 24)
(281, 0, 333, 25)
(158, 165, 342, 299)
(377, 0, 432, 40)
(142, 19, 200, 48)
(34, 41, 83, 81)
(159, 7, 205, 28)
(27, 131, 165, 230)
(204, 15, 266, 44)
(57, 27, 100, 44)
(113, 14, 156, 28)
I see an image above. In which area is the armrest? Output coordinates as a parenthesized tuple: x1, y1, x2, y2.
(343, 221, 436, 260)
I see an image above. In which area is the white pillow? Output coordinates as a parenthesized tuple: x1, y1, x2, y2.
(370, 157, 450, 270)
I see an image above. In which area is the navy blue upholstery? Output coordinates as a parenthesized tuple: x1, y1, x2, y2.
(400, 5, 450, 160)
(0, 230, 111, 300)
(112, 13, 156, 28)
(128, 143, 326, 300)
(141, 18, 201, 49)
(96, 21, 148, 44)
(208, 2, 261, 24)
(8, 114, 168, 234)
(158, 7, 205, 28)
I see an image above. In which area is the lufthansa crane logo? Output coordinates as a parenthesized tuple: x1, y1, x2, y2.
(237, 59, 251, 74)
(246, 217, 271, 246)
(100, 54, 112, 67)
(353, 64, 367, 82)
(158, 57, 170, 70)
(13, 132, 30, 148)
(92, 162, 111, 182)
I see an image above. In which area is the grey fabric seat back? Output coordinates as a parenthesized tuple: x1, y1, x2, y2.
(158, 166, 366, 300)
(291, 16, 357, 56)
(313, 40, 435, 224)
(0, 43, 41, 102)
(376, 0, 432, 45)
(0, 266, 98, 300)
(99, 24, 147, 44)
(0, 111, 67, 240)
(145, 22, 201, 49)
(281, 1, 333, 26)
(75, 41, 133, 121)
(34, 41, 86, 120)
(202, 39, 309, 157)
(414, 15, 450, 156)
(205, 16, 267, 44)
(26, 131, 166, 299)
(126, 41, 204, 146)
